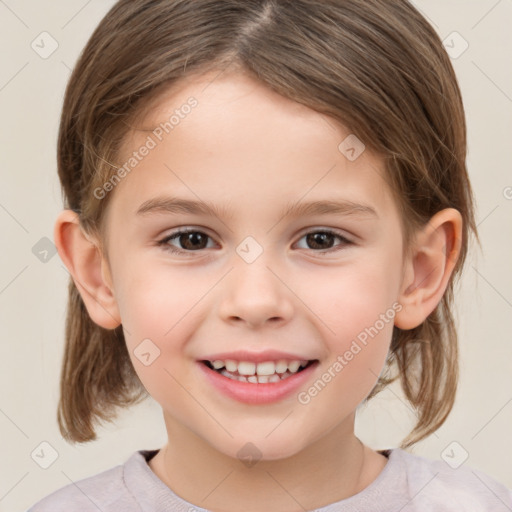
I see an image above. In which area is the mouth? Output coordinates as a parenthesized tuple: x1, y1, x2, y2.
(200, 358, 318, 384)
(198, 357, 320, 404)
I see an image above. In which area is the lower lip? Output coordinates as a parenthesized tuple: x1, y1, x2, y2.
(197, 361, 319, 404)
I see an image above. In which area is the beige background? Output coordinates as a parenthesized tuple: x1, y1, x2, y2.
(0, 1, 511, 510)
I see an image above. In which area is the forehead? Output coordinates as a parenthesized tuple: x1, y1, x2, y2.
(108, 71, 396, 223)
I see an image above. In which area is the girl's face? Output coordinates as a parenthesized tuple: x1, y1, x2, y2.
(102, 70, 406, 460)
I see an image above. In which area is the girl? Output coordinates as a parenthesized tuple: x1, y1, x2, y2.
(29, 0, 512, 510)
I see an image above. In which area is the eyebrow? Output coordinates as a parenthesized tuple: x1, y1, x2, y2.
(136, 195, 378, 220)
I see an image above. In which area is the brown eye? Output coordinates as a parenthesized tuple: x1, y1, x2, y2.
(305, 232, 336, 250)
(176, 232, 209, 250)
(158, 229, 215, 254)
(295, 229, 353, 254)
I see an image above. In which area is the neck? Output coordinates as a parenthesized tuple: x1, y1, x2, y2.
(148, 411, 387, 512)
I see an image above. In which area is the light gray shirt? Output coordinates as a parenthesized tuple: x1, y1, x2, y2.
(27, 447, 512, 511)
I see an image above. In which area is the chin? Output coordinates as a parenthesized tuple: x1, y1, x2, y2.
(212, 433, 309, 464)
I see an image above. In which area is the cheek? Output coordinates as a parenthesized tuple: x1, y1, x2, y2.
(310, 255, 401, 338)
(113, 263, 206, 394)
(301, 254, 400, 393)
(296, 275, 397, 418)
(115, 259, 203, 342)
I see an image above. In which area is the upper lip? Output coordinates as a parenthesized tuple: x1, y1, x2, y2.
(199, 349, 318, 364)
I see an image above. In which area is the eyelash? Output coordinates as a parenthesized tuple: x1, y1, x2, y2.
(156, 228, 354, 256)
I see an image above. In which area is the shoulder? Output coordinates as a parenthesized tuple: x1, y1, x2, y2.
(392, 448, 512, 511)
(26, 452, 142, 512)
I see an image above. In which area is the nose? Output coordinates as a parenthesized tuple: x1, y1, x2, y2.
(217, 253, 294, 329)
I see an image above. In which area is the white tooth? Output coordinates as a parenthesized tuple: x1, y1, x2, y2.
(237, 375, 248, 382)
(281, 371, 292, 380)
(275, 360, 288, 374)
(221, 369, 235, 380)
(287, 360, 301, 373)
(299, 360, 308, 368)
(238, 361, 256, 375)
(225, 360, 238, 372)
(256, 361, 276, 376)
(268, 374, 281, 383)
(257, 375, 269, 383)
(247, 376, 258, 383)
(212, 360, 225, 369)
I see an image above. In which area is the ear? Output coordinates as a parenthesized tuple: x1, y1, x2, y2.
(53, 209, 121, 329)
(394, 208, 463, 330)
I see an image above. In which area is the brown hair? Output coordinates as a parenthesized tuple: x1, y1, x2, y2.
(56, 0, 478, 448)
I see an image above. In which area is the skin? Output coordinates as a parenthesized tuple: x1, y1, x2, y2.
(55, 69, 462, 512)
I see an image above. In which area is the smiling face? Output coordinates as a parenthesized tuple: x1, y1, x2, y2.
(98, 70, 406, 460)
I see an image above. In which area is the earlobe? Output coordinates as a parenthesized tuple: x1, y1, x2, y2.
(53, 209, 121, 329)
(394, 208, 462, 330)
